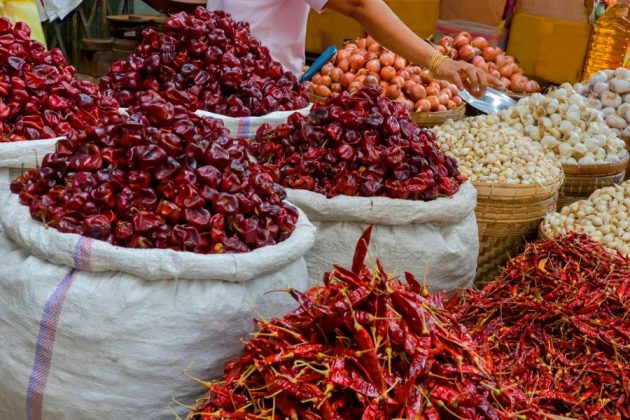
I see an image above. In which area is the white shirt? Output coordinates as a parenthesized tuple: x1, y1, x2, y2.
(206, 0, 328, 76)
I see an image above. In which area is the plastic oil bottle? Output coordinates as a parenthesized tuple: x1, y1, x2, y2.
(583, 0, 630, 80)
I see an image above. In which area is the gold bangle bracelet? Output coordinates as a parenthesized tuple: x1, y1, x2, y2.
(430, 54, 448, 79)
(428, 50, 442, 76)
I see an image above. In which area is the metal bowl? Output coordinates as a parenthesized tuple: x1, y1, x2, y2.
(459, 87, 517, 114)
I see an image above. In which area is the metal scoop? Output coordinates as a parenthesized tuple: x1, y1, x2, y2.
(459, 87, 517, 114)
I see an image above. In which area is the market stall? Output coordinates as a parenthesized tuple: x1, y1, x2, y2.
(0, 1, 628, 419)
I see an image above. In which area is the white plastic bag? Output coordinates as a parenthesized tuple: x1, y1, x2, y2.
(287, 182, 479, 292)
(0, 191, 316, 419)
(195, 105, 312, 139)
(0, 137, 61, 189)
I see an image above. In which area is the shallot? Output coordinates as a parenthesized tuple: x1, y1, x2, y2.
(305, 37, 462, 113)
(437, 33, 540, 94)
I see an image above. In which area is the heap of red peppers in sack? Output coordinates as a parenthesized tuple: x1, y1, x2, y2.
(10, 97, 299, 253)
(0, 19, 100, 142)
(190, 230, 629, 419)
(250, 86, 464, 200)
(101, 7, 308, 117)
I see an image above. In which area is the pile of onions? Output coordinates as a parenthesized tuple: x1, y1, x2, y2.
(304, 36, 463, 113)
(436, 32, 541, 95)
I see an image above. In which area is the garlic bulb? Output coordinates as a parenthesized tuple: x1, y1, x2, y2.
(607, 114, 627, 130)
(434, 115, 562, 185)
(577, 67, 630, 136)
(499, 84, 628, 165)
(601, 91, 622, 108)
(610, 77, 630, 95)
(543, 180, 630, 256)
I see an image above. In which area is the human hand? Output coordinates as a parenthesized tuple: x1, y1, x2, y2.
(434, 58, 500, 97)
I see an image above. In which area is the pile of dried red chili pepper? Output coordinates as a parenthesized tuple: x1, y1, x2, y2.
(0, 19, 100, 142)
(190, 227, 540, 419)
(249, 86, 465, 201)
(455, 233, 630, 418)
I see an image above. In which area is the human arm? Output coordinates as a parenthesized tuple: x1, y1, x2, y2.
(322, 0, 493, 97)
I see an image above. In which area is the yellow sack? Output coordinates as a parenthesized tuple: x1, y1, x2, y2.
(0, 0, 46, 47)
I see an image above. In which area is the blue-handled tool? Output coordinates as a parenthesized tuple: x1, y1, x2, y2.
(300, 45, 337, 83)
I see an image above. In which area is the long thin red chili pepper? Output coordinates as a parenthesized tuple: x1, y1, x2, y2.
(456, 233, 630, 419)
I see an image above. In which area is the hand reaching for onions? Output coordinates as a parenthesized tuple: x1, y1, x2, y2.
(435, 58, 498, 97)
(325, 0, 503, 99)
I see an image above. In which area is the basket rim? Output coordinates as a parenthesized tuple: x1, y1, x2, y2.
(477, 195, 558, 223)
(308, 92, 327, 103)
(562, 152, 629, 176)
(473, 172, 564, 201)
(477, 193, 558, 209)
(308, 92, 465, 117)
(411, 104, 466, 118)
(411, 105, 466, 126)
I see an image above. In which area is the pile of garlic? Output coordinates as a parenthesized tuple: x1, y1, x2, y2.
(543, 180, 629, 256)
(574, 67, 630, 139)
(498, 84, 628, 166)
(434, 114, 562, 185)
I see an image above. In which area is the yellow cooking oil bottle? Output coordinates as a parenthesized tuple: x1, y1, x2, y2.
(583, 0, 630, 80)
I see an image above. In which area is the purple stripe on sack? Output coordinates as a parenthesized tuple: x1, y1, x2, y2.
(238, 117, 250, 138)
(25, 236, 94, 420)
(73, 236, 94, 271)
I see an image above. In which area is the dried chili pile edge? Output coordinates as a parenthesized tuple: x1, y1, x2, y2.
(455, 233, 630, 418)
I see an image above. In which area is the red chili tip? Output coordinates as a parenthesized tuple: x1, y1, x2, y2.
(351, 225, 373, 274)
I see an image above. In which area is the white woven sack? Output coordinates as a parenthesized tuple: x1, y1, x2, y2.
(195, 105, 312, 139)
(0, 191, 316, 419)
(287, 182, 479, 292)
(0, 137, 62, 190)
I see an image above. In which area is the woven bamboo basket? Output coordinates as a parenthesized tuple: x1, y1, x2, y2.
(309, 92, 327, 103)
(474, 175, 564, 203)
(559, 171, 626, 209)
(561, 171, 626, 194)
(476, 194, 558, 222)
(562, 153, 629, 176)
(473, 175, 563, 283)
(308, 92, 465, 127)
(557, 153, 629, 208)
(476, 217, 547, 283)
(410, 105, 466, 127)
